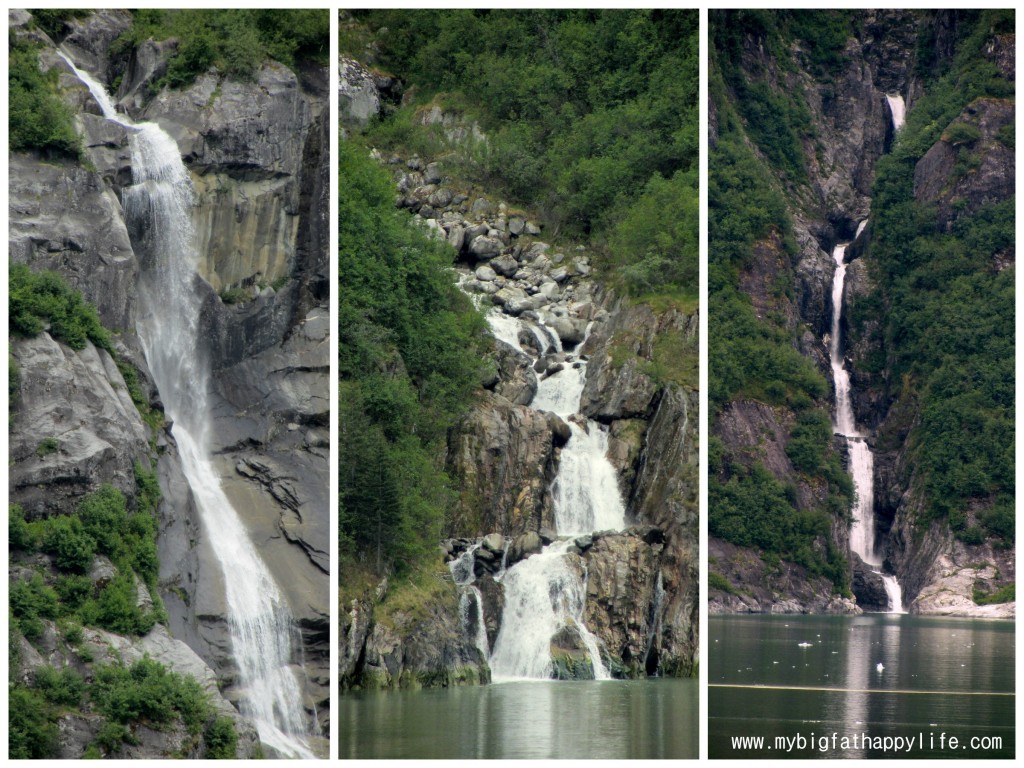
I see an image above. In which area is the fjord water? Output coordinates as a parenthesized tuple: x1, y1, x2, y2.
(340, 678, 697, 758)
(59, 54, 315, 758)
(710, 615, 1014, 758)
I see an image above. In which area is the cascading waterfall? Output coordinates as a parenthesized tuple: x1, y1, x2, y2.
(449, 545, 490, 659)
(828, 235, 903, 615)
(473, 303, 625, 680)
(59, 53, 315, 757)
(490, 541, 609, 680)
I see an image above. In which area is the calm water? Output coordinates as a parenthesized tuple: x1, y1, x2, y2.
(710, 614, 1015, 759)
(339, 678, 697, 758)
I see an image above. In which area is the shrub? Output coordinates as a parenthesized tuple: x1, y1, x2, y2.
(33, 665, 86, 708)
(9, 503, 40, 552)
(9, 264, 110, 351)
(41, 515, 96, 573)
(204, 716, 238, 759)
(91, 657, 211, 734)
(9, 686, 59, 758)
(10, 574, 59, 640)
(35, 437, 60, 458)
(9, 38, 82, 157)
(943, 121, 981, 146)
(80, 572, 156, 636)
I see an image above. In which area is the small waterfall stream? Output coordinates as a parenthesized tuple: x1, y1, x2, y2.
(59, 53, 315, 757)
(829, 236, 903, 615)
(463, 287, 626, 681)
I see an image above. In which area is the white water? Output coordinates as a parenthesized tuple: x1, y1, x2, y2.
(886, 93, 906, 132)
(449, 545, 490, 658)
(828, 239, 902, 613)
(59, 53, 314, 757)
(553, 423, 626, 535)
(490, 541, 609, 681)
(881, 574, 905, 614)
(467, 286, 626, 680)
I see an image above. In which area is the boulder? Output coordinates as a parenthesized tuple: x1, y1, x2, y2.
(469, 235, 503, 260)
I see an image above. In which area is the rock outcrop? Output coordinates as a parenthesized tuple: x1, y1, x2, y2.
(713, 11, 1015, 618)
(339, 66, 698, 683)
(9, 10, 330, 754)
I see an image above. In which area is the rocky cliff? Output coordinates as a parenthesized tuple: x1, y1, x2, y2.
(340, 57, 698, 686)
(710, 10, 1014, 618)
(9, 9, 328, 756)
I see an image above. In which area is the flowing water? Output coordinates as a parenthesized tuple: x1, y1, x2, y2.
(829, 239, 902, 611)
(886, 93, 907, 132)
(59, 53, 314, 758)
(340, 678, 698, 758)
(477, 303, 626, 680)
(710, 615, 1014, 758)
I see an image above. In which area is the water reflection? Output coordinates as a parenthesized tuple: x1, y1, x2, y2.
(710, 615, 1014, 759)
(340, 678, 697, 759)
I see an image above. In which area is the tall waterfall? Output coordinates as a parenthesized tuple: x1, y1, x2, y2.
(59, 53, 315, 757)
(479, 306, 625, 681)
(828, 238, 903, 614)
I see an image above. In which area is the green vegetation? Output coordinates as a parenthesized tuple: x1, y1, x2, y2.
(10, 264, 111, 352)
(348, 9, 698, 297)
(339, 140, 488, 576)
(27, 9, 90, 39)
(112, 9, 328, 88)
(708, 11, 852, 589)
(35, 437, 59, 458)
(9, 482, 163, 638)
(9, 657, 235, 759)
(973, 581, 1015, 605)
(863, 9, 1014, 545)
(709, 572, 742, 596)
(204, 717, 239, 759)
(9, 36, 81, 157)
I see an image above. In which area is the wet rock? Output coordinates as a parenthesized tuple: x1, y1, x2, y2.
(851, 556, 890, 611)
(506, 531, 543, 567)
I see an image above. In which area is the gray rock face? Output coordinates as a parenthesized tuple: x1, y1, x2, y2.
(709, 538, 860, 615)
(58, 10, 132, 78)
(447, 393, 559, 537)
(357, 591, 490, 690)
(851, 556, 889, 611)
(9, 335, 149, 517)
(339, 56, 381, 128)
(913, 98, 1014, 229)
(9, 154, 138, 333)
(10, 19, 331, 751)
(581, 531, 662, 676)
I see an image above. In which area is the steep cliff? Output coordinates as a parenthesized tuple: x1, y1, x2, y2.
(9, 9, 329, 757)
(340, 11, 698, 687)
(709, 10, 1013, 617)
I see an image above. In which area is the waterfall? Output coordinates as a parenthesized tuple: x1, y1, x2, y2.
(828, 238, 902, 614)
(59, 53, 314, 758)
(553, 423, 626, 535)
(490, 542, 610, 681)
(471, 300, 625, 680)
(881, 574, 905, 614)
(449, 545, 490, 659)
(886, 93, 906, 132)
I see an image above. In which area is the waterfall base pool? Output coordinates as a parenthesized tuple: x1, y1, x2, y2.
(710, 614, 1014, 758)
(339, 678, 697, 758)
